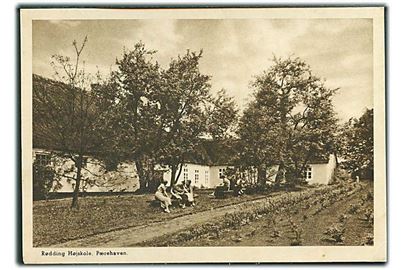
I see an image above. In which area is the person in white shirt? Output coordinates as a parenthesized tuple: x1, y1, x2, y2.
(155, 180, 172, 213)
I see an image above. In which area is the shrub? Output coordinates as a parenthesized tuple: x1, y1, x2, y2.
(364, 208, 374, 226)
(347, 204, 360, 214)
(33, 160, 60, 200)
(339, 214, 348, 223)
(272, 230, 281, 238)
(289, 221, 302, 246)
(361, 233, 374, 246)
(324, 223, 345, 243)
(366, 191, 373, 201)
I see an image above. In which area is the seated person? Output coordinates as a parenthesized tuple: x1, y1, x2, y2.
(214, 175, 231, 198)
(234, 178, 246, 196)
(184, 180, 195, 206)
(171, 181, 187, 208)
(154, 180, 172, 213)
(223, 175, 231, 191)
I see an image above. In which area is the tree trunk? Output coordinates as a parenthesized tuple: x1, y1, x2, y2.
(146, 160, 156, 193)
(175, 163, 184, 184)
(278, 93, 288, 185)
(135, 160, 147, 193)
(257, 164, 267, 186)
(71, 158, 82, 209)
(276, 162, 286, 185)
(170, 163, 178, 187)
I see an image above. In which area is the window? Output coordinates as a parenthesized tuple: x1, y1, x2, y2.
(184, 168, 188, 181)
(36, 153, 51, 166)
(205, 171, 209, 185)
(195, 170, 199, 184)
(305, 166, 312, 180)
(219, 168, 225, 178)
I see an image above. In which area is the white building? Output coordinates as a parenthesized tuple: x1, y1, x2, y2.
(33, 147, 338, 194)
(304, 154, 338, 185)
(33, 148, 139, 193)
(160, 163, 231, 188)
(161, 163, 280, 188)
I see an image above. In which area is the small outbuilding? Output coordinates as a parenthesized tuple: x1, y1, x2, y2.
(304, 154, 338, 185)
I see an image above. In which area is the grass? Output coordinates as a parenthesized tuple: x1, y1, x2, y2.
(33, 182, 373, 247)
(33, 188, 271, 247)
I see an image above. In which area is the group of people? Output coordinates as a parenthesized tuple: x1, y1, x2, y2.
(214, 175, 246, 198)
(154, 180, 195, 213)
(154, 174, 247, 212)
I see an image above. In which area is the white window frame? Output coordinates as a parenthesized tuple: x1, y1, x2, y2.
(219, 168, 225, 178)
(183, 168, 188, 181)
(195, 170, 199, 184)
(305, 166, 312, 180)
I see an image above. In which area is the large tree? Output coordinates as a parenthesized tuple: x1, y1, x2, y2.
(340, 108, 374, 179)
(33, 37, 114, 208)
(96, 42, 164, 193)
(206, 89, 239, 141)
(94, 45, 238, 191)
(158, 50, 211, 186)
(238, 56, 339, 185)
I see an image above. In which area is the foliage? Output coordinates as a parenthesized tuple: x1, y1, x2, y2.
(360, 190, 374, 205)
(347, 203, 361, 214)
(237, 56, 339, 186)
(324, 223, 345, 243)
(33, 159, 61, 200)
(157, 50, 212, 185)
(287, 216, 303, 246)
(33, 37, 114, 208)
(93, 42, 163, 192)
(340, 108, 374, 179)
(338, 214, 348, 223)
(36, 40, 239, 199)
(364, 208, 374, 226)
(206, 89, 239, 141)
(361, 233, 374, 246)
(142, 182, 362, 246)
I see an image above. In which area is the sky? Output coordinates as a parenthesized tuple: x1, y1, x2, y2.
(32, 19, 373, 121)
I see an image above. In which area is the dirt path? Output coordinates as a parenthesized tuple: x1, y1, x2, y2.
(50, 193, 280, 247)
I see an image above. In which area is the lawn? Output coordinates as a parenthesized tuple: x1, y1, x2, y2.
(33, 188, 272, 247)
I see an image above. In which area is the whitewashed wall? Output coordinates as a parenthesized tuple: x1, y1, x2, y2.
(306, 154, 337, 185)
(162, 163, 212, 188)
(163, 163, 279, 188)
(33, 148, 139, 192)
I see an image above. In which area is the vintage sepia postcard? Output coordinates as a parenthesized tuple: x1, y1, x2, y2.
(20, 7, 386, 264)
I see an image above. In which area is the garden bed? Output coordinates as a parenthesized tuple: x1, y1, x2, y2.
(139, 181, 374, 247)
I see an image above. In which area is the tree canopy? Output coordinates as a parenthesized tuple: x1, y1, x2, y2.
(238, 56, 339, 185)
(34, 37, 357, 205)
(340, 108, 374, 179)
